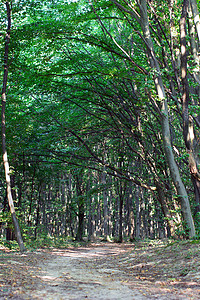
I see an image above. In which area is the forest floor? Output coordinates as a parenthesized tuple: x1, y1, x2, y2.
(0, 239, 200, 299)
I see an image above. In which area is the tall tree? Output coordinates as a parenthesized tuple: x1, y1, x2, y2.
(139, 0, 195, 237)
(1, 1, 25, 251)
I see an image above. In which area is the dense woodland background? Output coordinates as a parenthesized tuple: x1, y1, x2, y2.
(0, 0, 200, 250)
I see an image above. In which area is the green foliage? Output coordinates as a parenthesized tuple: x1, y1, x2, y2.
(0, 0, 199, 245)
(23, 234, 88, 250)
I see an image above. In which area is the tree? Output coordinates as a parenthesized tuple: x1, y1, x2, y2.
(1, 1, 25, 251)
(1, 0, 199, 244)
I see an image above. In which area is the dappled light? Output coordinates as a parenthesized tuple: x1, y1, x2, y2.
(1, 0, 200, 298)
(50, 245, 129, 258)
(1, 241, 200, 299)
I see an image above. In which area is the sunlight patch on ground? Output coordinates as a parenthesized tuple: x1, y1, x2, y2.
(38, 275, 62, 281)
(49, 246, 129, 258)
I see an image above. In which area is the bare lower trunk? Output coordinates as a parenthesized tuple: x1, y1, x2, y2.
(118, 192, 123, 243)
(2, 151, 25, 251)
(76, 205, 84, 241)
(155, 181, 176, 237)
(135, 186, 140, 239)
(75, 173, 85, 241)
(191, 176, 200, 215)
(102, 169, 109, 239)
(160, 107, 195, 237)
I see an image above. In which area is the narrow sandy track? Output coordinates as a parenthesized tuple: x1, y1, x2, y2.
(29, 245, 145, 300)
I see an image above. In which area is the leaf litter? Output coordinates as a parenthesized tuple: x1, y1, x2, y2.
(0, 240, 200, 299)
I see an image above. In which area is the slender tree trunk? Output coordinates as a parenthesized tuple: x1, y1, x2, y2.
(42, 189, 47, 234)
(118, 190, 123, 243)
(34, 184, 42, 239)
(135, 186, 140, 239)
(180, 0, 191, 151)
(188, 5, 199, 74)
(75, 174, 85, 241)
(76, 201, 84, 241)
(180, 0, 200, 215)
(191, 176, 200, 215)
(189, 0, 200, 42)
(87, 194, 92, 241)
(155, 181, 176, 236)
(118, 157, 124, 242)
(139, 0, 195, 238)
(126, 183, 134, 239)
(1, 1, 25, 252)
(68, 174, 74, 238)
(113, 188, 119, 238)
(102, 169, 109, 240)
(28, 167, 36, 227)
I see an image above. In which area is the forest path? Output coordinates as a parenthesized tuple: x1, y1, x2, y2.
(1, 241, 200, 299)
(29, 244, 144, 300)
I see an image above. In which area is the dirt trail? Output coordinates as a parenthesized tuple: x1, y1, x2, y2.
(30, 245, 145, 300)
(1, 241, 200, 299)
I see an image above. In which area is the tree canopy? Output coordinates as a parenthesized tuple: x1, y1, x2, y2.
(0, 0, 200, 249)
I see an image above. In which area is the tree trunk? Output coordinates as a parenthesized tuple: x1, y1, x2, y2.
(191, 176, 200, 216)
(135, 186, 140, 239)
(118, 191, 123, 243)
(102, 169, 109, 240)
(190, 0, 200, 42)
(139, 0, 195, 238)
(155, 181, 176, 236)
(28, 167, 36, 227)
(75, 173, 85, 241)
(180, 0, 200, 217)
(34, 184, 42, 239)
(65, 173, 74, 237)
(1, 1, 25, 252)
(87, 195, 92, 241)
(76, 201, 84, 241)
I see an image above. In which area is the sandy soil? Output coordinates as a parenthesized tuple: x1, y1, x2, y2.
(29, 245, 145, 300)
(1, 241, 200, 299)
